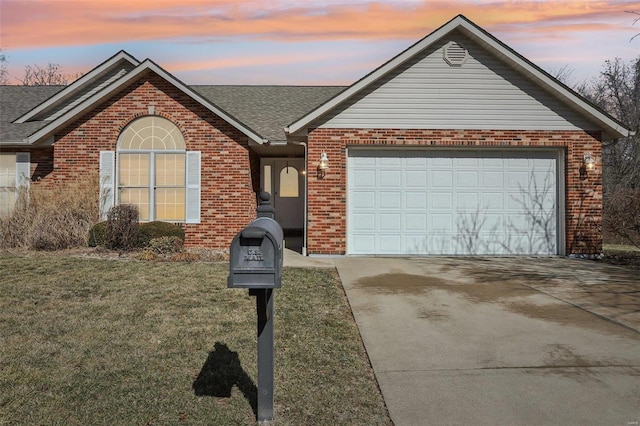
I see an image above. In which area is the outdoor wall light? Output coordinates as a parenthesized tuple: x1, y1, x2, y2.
(580, 152, 596, 180)
(317, 151, 329, 179)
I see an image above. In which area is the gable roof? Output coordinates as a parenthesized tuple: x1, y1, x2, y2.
(285, 14, 632, 141)
(14, 51, 140, 124)
(22, 58, 270, 146)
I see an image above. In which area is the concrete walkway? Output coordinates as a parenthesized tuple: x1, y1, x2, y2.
(333, 257, 640, 426)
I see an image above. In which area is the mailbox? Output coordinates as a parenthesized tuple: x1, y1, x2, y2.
(228, 217, 283, 289)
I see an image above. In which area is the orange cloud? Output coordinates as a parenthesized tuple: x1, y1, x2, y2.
(0, 0, 636, 49)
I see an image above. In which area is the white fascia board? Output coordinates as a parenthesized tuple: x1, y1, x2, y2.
(28, 60, 267, 145)
(15, 51, 140, 124)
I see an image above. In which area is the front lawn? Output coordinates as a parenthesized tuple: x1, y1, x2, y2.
(0, 253, 390, 425)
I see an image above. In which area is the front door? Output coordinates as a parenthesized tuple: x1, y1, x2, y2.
(261, 158, 305, 229)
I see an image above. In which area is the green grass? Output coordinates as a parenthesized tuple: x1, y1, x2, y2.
(0, 253, 390, 425)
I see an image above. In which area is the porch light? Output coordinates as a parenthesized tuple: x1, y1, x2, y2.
(317, 151, 329, 178)
(583, 152, 595, 171)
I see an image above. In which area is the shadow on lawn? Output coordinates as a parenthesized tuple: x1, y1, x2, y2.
(193, 342, 257, 416)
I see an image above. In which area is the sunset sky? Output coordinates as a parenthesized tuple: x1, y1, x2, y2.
(1, 0, 639, 86)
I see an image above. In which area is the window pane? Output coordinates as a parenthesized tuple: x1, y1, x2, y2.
(263, 164, 272, 195)
(0, 153, 16, 188)
(156, 154, 185, 186)
(119, 154, 149, 186)
(120, 188, 150, 221)
(118, 116, 185, 150)
(279, 166, 299, 197)
(155, 188, 185, 221)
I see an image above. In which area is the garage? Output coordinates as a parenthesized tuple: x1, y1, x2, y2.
(347, 149, 561, 255)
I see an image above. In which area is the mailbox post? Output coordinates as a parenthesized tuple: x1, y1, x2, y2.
(228, 192, 282, 422)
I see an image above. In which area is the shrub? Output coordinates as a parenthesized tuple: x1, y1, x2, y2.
(148, 236, 184, 255)
(604, 187, 640, 249)
(88, 221, 107, 247)
(0, 176, 100, 250)
(169, 252, 200, 262)
(104, 205, 140, 251)
(139, 221, 185, 247)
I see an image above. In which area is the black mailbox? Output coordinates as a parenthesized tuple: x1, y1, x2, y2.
(228, 217, 283, 289)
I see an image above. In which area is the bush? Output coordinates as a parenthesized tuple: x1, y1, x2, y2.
(148, 236, 184, 255)
(0, 176, 100, 250)
(604, 187, 640, 249)
(139, 221, 185, 247)
(88, 221, 107, 247)
(104, 205, 140, 251)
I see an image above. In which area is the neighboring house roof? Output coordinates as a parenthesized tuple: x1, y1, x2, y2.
(286, 14, 632, 141)
(192, 85, 345, 142)
(0, 85, 64, 144)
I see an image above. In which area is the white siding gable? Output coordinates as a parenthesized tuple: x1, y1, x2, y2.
(318, 31, 595, 131)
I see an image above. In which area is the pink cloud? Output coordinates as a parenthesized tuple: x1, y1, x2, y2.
(1, 0, 636, 49)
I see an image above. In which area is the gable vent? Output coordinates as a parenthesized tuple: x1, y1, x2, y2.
(443, 41, 468, 67)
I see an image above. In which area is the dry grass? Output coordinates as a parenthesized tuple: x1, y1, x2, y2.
(0, 253, 390, 425)
(0, 177, 99, 250)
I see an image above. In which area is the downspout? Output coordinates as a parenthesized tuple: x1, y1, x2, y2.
(291, 140, 308, 256)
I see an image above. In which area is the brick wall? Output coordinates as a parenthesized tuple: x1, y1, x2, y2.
(307, 128, 603, 255)
(42, 72, 257, 248)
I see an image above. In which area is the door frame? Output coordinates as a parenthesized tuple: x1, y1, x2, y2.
(260, 157, 307, 250)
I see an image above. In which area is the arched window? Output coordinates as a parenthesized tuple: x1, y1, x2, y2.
(117, 116, 186, 221)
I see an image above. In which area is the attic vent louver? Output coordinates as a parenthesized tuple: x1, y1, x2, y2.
(443, 41, 468, 67)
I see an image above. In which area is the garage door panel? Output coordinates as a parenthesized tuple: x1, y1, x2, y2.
(379, 191, 401, 209)
(431, 193, 452, 209)
(405, 213, 428, 231)
(432, 170, 453, 188)
(352, 191, 375, 209)
(406, 192, 428, 209)
(405, 170, 428, 187)
(353, 170, 376, 187)
(457, 193, 479, 210)
(482, 171, 504, 187)
(457, 171, 478, 188)
(348, 150, 558, 255)
(352, 213, 375, 230)
(431, 213, 453, 232)
(481, 193, 504, 210)
(379, 170, 402, 187)
(380, 213, 401, 230)
(379, 235, 402, 253)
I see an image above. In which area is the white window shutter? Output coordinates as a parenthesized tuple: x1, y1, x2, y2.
(99, 151, 115, 220)
(15, 152, 30, 188)
(185, 151, 201, 224)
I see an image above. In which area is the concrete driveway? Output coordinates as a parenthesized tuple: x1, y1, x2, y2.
(334, 257, 640, 426)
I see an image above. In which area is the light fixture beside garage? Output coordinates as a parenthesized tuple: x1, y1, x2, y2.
(317, 151, 329, 179)
(580, 152, 596, 180)
(583, 152, 596, 170)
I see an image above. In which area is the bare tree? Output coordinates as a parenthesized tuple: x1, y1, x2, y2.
(19, 63, 71, 86)
(628, 11, 640, 41)
(576, 55, 640, 248)
(0, 49, 8, 85)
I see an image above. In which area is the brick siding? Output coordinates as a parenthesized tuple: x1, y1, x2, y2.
(34, 72, 258, 248)
(307, 128, 603, 256)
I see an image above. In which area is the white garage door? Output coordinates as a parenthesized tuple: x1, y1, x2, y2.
(347, 150, 559, 255)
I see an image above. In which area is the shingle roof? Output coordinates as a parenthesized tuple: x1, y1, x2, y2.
(0, 85, 64, 143)
(0, 84, 345, 144)
(192, 85, 345, 141)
